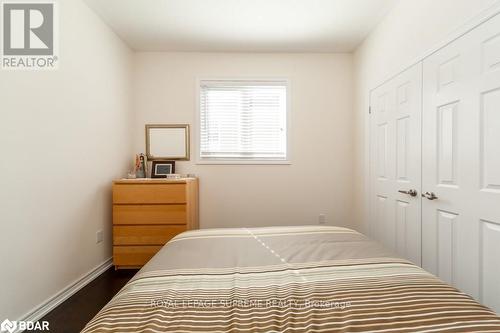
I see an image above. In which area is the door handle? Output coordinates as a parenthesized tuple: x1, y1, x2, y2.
(422, 191, 438, 200)
(398, 189, 418, 197)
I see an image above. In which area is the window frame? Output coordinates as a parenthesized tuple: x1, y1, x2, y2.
(195, 77, 291, 165)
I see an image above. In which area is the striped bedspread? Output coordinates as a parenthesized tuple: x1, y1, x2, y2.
(82, 226, 500, 332)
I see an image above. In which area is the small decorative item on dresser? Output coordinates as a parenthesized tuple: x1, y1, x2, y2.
(151, 160, 175, 178)
(135, 154, 147, 178)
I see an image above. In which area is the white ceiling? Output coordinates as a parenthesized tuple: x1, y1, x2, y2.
(85, 0, 397, 52)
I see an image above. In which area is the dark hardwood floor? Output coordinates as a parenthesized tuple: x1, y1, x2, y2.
(31, 268, 137, 333)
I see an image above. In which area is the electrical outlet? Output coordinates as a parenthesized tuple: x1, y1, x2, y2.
(318, 214, 326, 225)
(96, 230, 103, 244)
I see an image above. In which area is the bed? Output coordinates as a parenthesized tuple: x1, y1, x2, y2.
(82, 226, 500, 332)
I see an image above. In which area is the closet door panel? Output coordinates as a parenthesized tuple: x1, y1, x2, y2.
(477, 18, 500, 314)
(423, 13, 500, 312)
(481, 220, 500, 312)
(370, 63, 422, 265)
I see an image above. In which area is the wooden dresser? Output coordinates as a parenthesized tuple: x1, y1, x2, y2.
(112, 178, 198, 269)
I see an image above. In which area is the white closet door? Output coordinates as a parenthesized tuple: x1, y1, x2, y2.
(422, 13, 500, 312)
(370, 63, 422, 266)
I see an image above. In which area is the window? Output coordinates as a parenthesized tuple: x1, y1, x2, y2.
(199, 80, 288, 163)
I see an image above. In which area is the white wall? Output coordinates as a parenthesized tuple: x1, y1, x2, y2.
(0, 0, 133, 320)
(133, 52, 353, 228)
(352, 0, 500, 233)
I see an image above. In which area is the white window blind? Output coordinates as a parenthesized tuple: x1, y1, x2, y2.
(199, 80, 288, 161)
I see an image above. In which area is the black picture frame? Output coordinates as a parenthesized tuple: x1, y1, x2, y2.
(151, 161, 176, 178)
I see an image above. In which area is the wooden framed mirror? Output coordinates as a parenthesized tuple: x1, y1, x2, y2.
(145, 124, 190, 160)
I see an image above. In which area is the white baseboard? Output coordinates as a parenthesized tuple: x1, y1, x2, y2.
(14, 258, 113, 333)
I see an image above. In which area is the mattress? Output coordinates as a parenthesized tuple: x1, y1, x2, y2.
(82, 226, 500, 332)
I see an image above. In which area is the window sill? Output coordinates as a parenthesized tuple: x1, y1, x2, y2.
(196, 160, 291, 165)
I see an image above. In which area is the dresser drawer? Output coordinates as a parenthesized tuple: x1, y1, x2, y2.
(113, 205, 187, 225)
(113, 184, 186, 204)
(112, 179, 198, 269)
(113, 245, 162, 267)
(113, 225, 186, 245)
